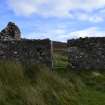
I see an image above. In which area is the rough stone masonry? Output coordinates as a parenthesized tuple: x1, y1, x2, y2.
(68, 37, 105, 70)
(0, 22, 53, 68)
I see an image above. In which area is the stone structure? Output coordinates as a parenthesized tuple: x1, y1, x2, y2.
(68, 37, 105, 70)
(0, 22, 52, 68)
(0, 22, 21, 41)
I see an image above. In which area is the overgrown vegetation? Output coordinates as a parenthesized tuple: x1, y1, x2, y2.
(53, 44, 105, 105)
(0, 44, 105, 105)
(0, 61, 78, 105)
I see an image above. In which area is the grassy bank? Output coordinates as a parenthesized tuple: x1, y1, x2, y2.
(0, 43, 105, 105)
(0, 61, 105, 105)
(0, 61, 79, 105)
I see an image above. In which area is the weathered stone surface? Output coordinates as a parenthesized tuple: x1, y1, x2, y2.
(68, 37, 105, 70)
(0, 39, 53, 68)
(0, 22, 21, 41)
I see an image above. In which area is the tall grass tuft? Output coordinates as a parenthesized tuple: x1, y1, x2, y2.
(0, 61, 79, 105)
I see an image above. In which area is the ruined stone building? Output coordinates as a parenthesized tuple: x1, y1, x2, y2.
(0, 22, 53, 68)
(0, 22, 21, 41)
(2, 22, 105, 70)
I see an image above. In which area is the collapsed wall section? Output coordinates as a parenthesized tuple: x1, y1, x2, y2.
(68, 37, 105, 70)
(0, 39, 53, 68)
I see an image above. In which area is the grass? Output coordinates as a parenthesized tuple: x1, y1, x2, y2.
(0, 47, 105, 105)
(53, 48, 105, 105)
(0, 61, 79, 105)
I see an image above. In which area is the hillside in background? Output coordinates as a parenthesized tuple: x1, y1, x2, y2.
(0, 42, 105, 105)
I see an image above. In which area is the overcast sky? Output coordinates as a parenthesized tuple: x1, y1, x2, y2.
(0, 0, 105, 42)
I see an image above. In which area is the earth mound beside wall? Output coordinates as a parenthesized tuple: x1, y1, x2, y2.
(68, 37, 105, 70)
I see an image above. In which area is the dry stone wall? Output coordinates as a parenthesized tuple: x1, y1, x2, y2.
(0, 39, 53, 68)
(0, 22, 53, 68)
(68, 37, 105, 70)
